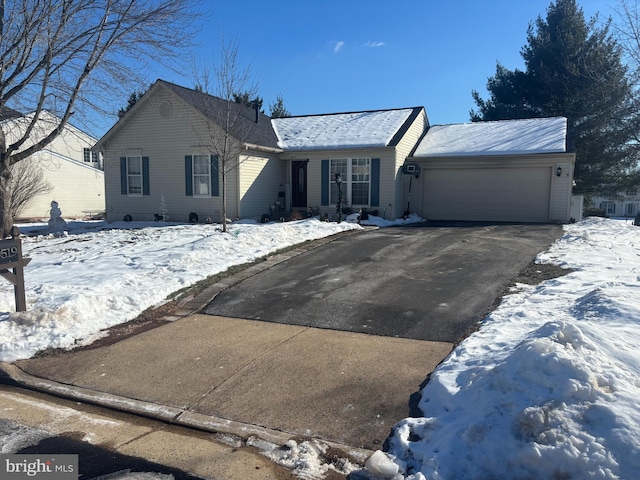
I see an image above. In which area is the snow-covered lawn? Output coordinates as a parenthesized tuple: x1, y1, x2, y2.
(0, 218, 366, 362)
(1, 216, 639, 480)
(0, 214, 420, 362)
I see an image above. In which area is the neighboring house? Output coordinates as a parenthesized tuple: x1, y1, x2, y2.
(1, 110, 105, 220)
(96, 79, 575, 224)
(591, 191, 640, 218)
(407, 117, 576, 223)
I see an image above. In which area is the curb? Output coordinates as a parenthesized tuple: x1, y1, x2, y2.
(0, 361, 373, 462)
(0, 228, 376, 462)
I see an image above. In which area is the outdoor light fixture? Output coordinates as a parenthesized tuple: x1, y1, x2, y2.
(556, 166, 562, 177)
(335, 172, 342, 185)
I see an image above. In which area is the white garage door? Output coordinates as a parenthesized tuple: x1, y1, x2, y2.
(422, 167, 552, 222)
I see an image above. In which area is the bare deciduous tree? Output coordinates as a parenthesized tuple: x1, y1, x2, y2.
(6, 159, 52, 220)
(0, 0, 201, 236)
(613, 0, 640, 76)
(195, 37, 258, 232)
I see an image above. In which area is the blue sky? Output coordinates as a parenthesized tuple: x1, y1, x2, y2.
(150, 0, 609, 127)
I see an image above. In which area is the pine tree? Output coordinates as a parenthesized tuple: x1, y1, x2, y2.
(118, 90, 147, 118)
(233, 92, 264, 113)
(269, 93, 291, 118)
(471, 0, 640, 194)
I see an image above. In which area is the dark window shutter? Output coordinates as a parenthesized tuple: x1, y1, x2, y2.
(142, 157, 150, 196)
(211, 155, 219, 197)
(185, 155, 193, 196)
(321, 159, 329, 206)
(370, 158, 380, 207)
(120, 157, 127, 195)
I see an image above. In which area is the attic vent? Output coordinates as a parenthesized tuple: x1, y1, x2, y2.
(158, 101, 172, 118)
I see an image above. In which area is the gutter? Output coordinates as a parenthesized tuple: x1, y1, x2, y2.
(243, 142, 284, 154)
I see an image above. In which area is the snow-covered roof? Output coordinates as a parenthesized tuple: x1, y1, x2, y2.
(413, 117, 568, 157)
(272, 107, 422, 151)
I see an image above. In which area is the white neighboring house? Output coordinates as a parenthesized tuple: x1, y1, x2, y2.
(591, 190, 640, 218)
(1, 110, 105, 220)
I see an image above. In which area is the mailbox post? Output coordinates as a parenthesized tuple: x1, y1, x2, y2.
(0, 226, 31, 312)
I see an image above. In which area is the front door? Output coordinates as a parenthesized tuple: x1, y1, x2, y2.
(291, 160, 308, 208)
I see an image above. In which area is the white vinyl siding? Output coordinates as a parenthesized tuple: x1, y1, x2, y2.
(102, 87, 233, 222)
(238, 153, 286, 218)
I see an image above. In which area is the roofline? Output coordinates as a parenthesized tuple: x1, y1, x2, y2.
(33, 148, 105, 173)
(388, 106, 425, 147)
(407, 151, 576, 163)
(277, 106, 425, 120)
(94, 80, 160, 150)
(425, 116, 568, 128)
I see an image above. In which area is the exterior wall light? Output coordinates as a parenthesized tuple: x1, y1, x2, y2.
(556, 166, 562, 177)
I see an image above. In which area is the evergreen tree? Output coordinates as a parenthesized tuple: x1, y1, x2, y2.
(118, 90, 146, 118)
(471, 0, 640, 194)
(269, 93, 291, 118)
(233, 92, 264, 113)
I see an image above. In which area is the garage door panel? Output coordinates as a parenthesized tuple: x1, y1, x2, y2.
(423, 167, 551, 222)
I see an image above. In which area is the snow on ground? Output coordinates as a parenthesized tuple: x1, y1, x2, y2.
(2, 216, 639, 480)
(0, 217, 363, 362)
(383, 217, 640, 480)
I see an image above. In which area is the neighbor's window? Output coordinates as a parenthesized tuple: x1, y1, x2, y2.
(626, 203, 637, 216)
(193, 154, 211, 196)
(126, 156, 142, 195)
(83, 148, 97, 163)
(601, 201, 616, 215)
(329, 158, 371, 206)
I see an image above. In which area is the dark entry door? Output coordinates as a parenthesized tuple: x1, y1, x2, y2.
(291, 160, 308, 208)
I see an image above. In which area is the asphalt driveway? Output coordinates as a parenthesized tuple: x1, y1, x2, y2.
(204, 223, 563, 343)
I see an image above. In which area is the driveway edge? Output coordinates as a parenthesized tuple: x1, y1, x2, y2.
(0, 361, 374, 462)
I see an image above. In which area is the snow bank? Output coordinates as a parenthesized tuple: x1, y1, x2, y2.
(386, 218, 640, 479)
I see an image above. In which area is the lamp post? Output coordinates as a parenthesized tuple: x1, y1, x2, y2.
(335, 172, 343, 223)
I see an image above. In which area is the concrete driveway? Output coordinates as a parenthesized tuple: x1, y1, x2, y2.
(205, 223, 563, 343)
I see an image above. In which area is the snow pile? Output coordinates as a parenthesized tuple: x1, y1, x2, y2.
(385, 217, 640, 479)
(345, 212, 425, 227)
(0, 218, 362, 361)
(249, 437, 360, 479)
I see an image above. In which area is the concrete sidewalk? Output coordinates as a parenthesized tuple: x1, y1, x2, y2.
(1, 314, 452, 457)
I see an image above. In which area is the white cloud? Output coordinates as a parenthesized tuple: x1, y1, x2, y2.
(364, 41, 385, 48)
(333, 41, 345, 53)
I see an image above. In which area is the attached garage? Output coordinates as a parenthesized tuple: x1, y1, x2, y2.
(408, 117, 576, 223)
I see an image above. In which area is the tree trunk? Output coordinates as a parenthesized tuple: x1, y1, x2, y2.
(0, 171, 14, 239)
(221, 167, 228, 232)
